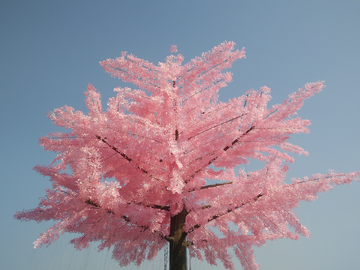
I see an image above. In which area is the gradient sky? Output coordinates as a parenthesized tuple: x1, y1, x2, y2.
(1, 1, 359, 269)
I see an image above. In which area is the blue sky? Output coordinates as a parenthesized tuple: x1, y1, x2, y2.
(1, 1, 359, 269)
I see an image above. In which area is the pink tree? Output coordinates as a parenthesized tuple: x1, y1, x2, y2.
(15, 42, 359, 270)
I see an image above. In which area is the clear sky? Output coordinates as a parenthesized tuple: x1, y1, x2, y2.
(1, 1, 359, 269)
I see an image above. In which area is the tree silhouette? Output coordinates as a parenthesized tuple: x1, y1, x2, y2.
(15, 42, 359, 270)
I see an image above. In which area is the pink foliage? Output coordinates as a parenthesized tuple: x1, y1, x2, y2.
(15, 41, 359, 270)
(170, 45, 178, 53)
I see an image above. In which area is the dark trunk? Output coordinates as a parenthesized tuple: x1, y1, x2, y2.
(169, 206, 188, 270)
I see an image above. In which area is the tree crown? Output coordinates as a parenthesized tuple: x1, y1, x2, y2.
(15, 42, 359, 270)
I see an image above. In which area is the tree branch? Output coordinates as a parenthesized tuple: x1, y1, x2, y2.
(84, 199, 171, 242)
(186, 126, 255, 182)
(187, 113, 247, 140)
(200, 181, 233, 190)
(187, 181, 233, 192)
(187, 193, 263, 233)
(188, 173, 358, 233)
(95, 135, 165, 182)
(95, 135, 132, 162)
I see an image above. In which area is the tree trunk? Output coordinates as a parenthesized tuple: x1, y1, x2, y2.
(169, 206, 188, 270)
